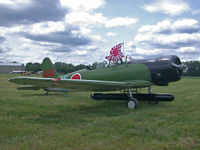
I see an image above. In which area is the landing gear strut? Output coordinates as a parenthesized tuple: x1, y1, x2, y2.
(147, 86, 158, 104)
(148, 86, 152, 94)
(126, 89, 139, 109)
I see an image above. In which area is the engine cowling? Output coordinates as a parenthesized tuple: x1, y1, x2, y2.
(138, 55, 183, 86)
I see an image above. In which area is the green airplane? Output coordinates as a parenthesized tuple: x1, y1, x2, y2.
(9, 55, 184, 109)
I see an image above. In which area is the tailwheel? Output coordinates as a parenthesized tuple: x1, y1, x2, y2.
(126, 98, 139, 109)
(45, 90, 49, 95)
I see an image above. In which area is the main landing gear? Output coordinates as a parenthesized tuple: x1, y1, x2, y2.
(147, 86, 158, 104)
(126, 89, 139, 109)
(91, 87, 174, 109)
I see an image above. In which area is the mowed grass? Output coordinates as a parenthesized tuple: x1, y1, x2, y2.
(0, 74, 200, 150)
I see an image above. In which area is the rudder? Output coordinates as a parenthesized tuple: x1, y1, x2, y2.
(42, 57, 59, 78)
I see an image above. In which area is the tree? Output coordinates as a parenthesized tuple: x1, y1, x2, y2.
(25, 62, 42, 73)
(183, 61, 200, 76)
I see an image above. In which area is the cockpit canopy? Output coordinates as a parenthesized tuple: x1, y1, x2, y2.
(96, 55, 136, 69)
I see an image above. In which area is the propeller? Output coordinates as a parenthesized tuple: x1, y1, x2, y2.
(171, 63, 188, 72)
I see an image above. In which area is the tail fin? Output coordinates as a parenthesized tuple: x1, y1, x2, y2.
(42, 57, 59, 78)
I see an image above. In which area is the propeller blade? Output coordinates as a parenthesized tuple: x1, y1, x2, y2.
(171, 63, 186, 71)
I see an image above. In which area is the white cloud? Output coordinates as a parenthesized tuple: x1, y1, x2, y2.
(176, 47, 196, 53)
(73, 50, 88, 56)
(137, 19, 199, 34)
(172, 19, 199, 33)
(138, 20, 171, 33)
(29, 21, 66, 34)
(105, 17, 138, 28)
(106, 32, 117, 37)
(129, 19, 200, 60)
(66, 12, 138, 28)
(0, 0, 139, 64)
(60, 0, 105, 12)
(0, 37, 53, 63)
(0, 0, 32, 6)
(0, 0, 15, 5)
(65, 12, 106, 26)
(143, 0, 190, 15)
(71, 27, 91, 36)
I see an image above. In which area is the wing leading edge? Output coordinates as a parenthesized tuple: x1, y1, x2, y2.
(9, 77, 152, 92)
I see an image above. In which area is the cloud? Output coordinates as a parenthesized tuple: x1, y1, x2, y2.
(0, 0, 166, 64)
(138, 19, 200, 34)
(48, 45, 73, 53)
(73, 50, 88, 56)
(0, 0, 107, 63)
(65, 12, 106, 26)
(105, 17, 138, 28)
(0, 36, 6, 43)
(106, 32, 117, 37)
(172, 19, 200, 33)
(143, 0, 190, 16)
(0, 45, 11, 54)
(60, 0, 105, 12)
(24, 30, 92, 46)
(138, 20, 172, 34)
(64, 0, 137, 28)
(0, 0, 67, 27)
(66, 11, 138, 28)
(130, 19, 200, 60)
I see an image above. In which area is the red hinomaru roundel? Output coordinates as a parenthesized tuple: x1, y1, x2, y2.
(71, 73, 81, 80)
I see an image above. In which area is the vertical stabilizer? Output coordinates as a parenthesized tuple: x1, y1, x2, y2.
(42, 57, 59, 78)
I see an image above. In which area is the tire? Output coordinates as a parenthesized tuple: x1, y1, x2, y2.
(126, 98, 139, 109)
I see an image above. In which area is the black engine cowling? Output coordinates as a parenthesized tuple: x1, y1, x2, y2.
(137, 55, 183, 86)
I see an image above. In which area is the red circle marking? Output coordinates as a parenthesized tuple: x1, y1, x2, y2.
(113, 47, 119, 56)
(71, 73, 81, 80)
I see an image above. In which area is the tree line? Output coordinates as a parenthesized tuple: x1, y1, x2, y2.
(183, 61, 200, 76)
(25, 62, 97, 74)
(25, 61, 200, 76)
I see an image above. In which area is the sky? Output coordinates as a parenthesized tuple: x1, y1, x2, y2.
(0, 0, 199, 64)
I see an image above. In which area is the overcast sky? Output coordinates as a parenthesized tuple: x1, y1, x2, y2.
(0, 0, 199, 64)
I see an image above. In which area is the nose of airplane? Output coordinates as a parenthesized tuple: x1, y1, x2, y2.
(170, 56, 184, 80)
(139, 55, 183, 86)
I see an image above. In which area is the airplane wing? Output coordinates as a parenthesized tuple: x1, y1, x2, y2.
(9, 77, 152, 91)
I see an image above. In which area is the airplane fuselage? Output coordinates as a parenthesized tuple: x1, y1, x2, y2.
(63, 55, 182, 86)
(9, 55, 183, 92)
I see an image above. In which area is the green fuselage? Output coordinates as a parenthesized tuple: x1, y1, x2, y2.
(64, 63, 152, 83)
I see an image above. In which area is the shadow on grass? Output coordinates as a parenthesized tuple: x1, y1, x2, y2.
(20, 92, 66, 97)
(19, 100, 172, 127)
(8, 91, 173, 126)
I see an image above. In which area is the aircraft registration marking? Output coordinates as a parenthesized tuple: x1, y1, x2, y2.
(43, 69, 55, 77)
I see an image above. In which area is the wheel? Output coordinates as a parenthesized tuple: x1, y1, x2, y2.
(126, 100, 136, 109)
(126, 98, 139, 109)
(148, 100, 159, 104)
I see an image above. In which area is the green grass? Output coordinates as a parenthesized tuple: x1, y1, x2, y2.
(0, 74, 200, 150)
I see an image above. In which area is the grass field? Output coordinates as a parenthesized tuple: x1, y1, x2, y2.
(0, 74, 200, 150)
